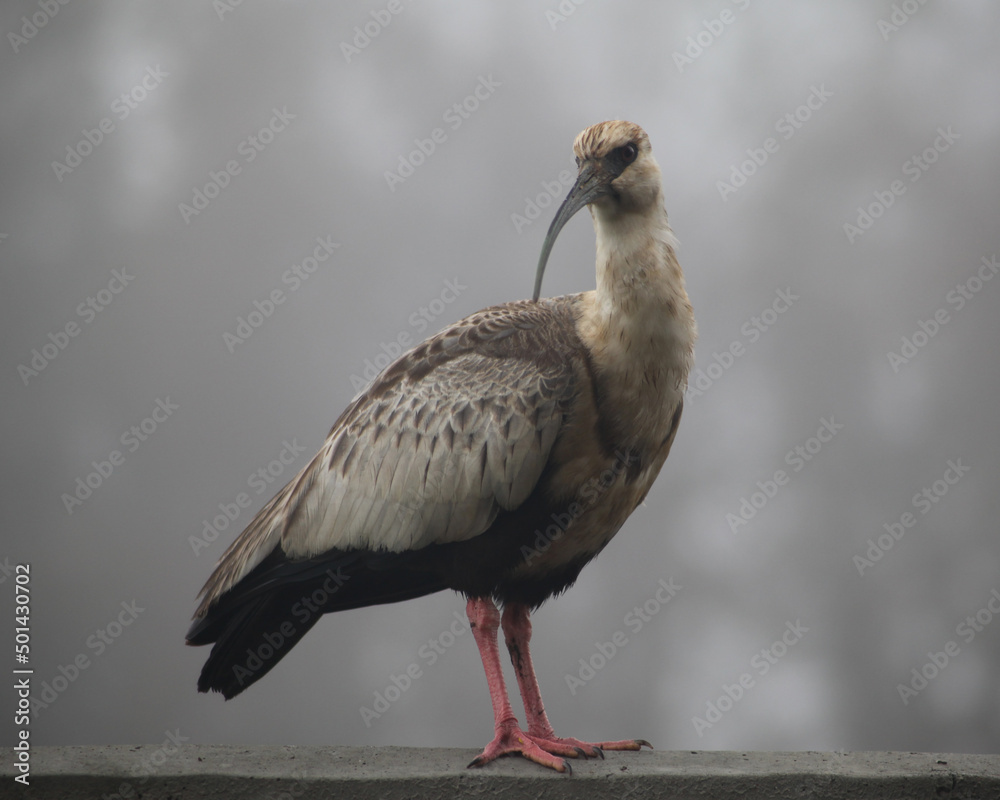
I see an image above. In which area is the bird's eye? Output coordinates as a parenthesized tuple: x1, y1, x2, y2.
(621, 143, 638, 163)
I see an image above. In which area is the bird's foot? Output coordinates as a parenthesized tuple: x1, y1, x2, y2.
(525, 732, 652, 759)
(468, 720, 572, 773)
(469, 721, 652, 772)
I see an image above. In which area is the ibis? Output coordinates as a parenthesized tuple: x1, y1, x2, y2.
(187, 120, 696, 772)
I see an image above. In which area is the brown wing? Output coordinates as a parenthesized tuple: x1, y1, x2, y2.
(194, 297, 584, 616)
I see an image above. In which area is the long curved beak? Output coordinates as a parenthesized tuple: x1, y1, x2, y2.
(532, 160, 610, 302)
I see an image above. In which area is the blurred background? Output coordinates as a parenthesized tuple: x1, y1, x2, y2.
(3, 1, 999, 755)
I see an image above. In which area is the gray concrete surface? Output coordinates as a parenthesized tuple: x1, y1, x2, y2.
(5, 746, 1000, 799)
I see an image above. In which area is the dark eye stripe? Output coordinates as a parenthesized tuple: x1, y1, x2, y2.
(604, 142, 639, 176)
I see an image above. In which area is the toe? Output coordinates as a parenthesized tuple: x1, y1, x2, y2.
(525, 734, 604, 759)
(468, 726, 572, 773)
(593, 738, 652, 751)
(527, 733, 650, 756)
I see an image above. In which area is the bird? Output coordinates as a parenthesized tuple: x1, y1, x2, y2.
(186, 120, 696, 773)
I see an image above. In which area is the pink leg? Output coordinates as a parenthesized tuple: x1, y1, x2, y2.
(466, 597, 570, 773)
(501, 602, 652, 758)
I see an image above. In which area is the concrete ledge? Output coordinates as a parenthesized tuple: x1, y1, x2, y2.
(7, 746, 1000, 799)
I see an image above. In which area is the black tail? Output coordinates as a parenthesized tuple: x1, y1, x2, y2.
(186, 546, 447, 699)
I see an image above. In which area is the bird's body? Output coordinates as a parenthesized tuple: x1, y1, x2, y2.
(189, 121, 695, 772)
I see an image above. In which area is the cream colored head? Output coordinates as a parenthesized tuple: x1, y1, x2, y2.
(571, 121, 662, 214)
(533, 121, 664, 300)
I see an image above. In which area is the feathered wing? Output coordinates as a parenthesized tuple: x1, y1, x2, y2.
(281, 348, 567, 557)
(187, 299, 584, 697)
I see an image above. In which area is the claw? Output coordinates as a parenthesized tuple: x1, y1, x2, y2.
(468, 721, 572, 773)
(524, 732, 642, 759)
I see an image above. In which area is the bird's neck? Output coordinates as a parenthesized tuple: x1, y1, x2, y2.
(570, 198, 695, 461)
(586, 201, 696, 385)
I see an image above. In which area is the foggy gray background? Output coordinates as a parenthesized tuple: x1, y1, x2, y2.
(3, 1, 999, 756)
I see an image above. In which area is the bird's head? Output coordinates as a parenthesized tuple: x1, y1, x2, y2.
(533, 120, 662, 301)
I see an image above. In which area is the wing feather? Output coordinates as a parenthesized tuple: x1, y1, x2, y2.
(195, 298, 583, 613)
